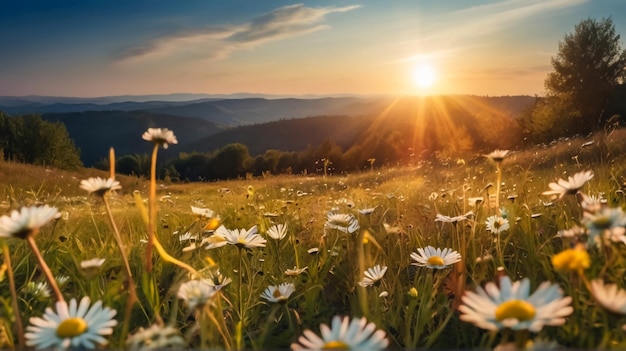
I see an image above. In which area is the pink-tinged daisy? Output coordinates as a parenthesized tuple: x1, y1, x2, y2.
(458, 276, 573, 332)
(25, 297, 117, 350)
(141, 128, 178, 149)
(411, 246, 461, 269)
(291, 315, 389, 350)
(541, 170, 594, 199)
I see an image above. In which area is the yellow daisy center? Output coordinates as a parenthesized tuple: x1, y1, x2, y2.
(56, 317, 87, 338)
(273, 289, 283, 298)
(427, 256, 445, 266)
(495, 300, 536, 322)
(322, 341, 350, 349)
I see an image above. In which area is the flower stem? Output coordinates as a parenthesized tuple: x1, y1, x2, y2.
(2, 241, 24, 347)
(102, 195, 137, 343)
(146, 143, 159, 273)
(25, 234, 64, 302)
(236, 247, 244, 350)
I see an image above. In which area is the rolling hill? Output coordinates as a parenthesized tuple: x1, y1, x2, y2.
(2, 94, 535, 167)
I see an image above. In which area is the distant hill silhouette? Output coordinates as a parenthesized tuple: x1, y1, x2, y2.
(2, 95, 534, 167)
(40, 111, 226, 166)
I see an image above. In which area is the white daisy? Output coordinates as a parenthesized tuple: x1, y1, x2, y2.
(458, 276, 573, 332)
(435, 213, 470, 224)
(0, 205, 60, 239)
(190, 206, 215, 218)
(285, 266, 308, 276)
(291, 315, 389, 350)
(358, 265, 388, 287)
(204, 269, 232, 291)
(358, 207, 376, 215)
(582, 207, 626, 246)
(541, 170, 594, 199)
(141, 128, 178, 149)
(205, 225, 266, 250)
(411, 246, 461, 269)
(590, 279, 626, 315)
(23, 281, 51, 300)
(267, 223, 288, 240)
(485, 149, 510, 163)
(485, 215, 510, 235)
(25, 296, 117, 350)
(126, 324, 186, 350)
(79, 177, 121, 197)
(325, 212, 360, 234)
(177, 279, 218, 311)
(261, 283, 295, 304)
(80, 258, 106, 269)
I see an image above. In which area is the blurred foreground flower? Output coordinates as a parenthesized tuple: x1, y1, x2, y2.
(0, 205, 60, 239)
(541, 170, 594, 199)
(25, 297, 117, 350)
(126, 324, 186, 350)
(291, 315, 389, 350)
(177, 279, 218, 311)
(458, 276, 573, 332)
(551, 244, 590, 272)
(411, 246, 461, 269)
(590, 279, 626, 315)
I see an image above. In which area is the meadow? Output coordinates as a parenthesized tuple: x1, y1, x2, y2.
(2, 127, 626, 350)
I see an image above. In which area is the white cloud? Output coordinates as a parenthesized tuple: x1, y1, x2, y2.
(116, 4, 360, 63)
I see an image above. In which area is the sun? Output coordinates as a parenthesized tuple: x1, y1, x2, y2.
(411, 63, 438, 89)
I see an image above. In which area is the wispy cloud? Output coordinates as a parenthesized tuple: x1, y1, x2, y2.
(447, 0, 588, 38)
(116, 4, 360, 63)
(394, 0, 587, 64)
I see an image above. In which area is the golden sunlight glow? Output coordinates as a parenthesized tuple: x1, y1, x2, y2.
(411, 63, 438, 89)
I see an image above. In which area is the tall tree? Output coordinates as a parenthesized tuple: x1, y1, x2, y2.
(545, 17, 626, 133)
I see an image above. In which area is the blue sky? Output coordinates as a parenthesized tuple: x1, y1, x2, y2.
(1, 0, 625, 97)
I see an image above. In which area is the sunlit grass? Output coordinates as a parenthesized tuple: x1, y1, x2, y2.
(1, 128, 626, 349)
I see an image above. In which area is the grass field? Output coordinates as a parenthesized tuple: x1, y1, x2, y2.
(2, 127, 626, 350)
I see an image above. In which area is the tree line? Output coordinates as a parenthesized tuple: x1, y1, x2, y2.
(0, 112, 82, 170)
(94, 140, 364, 182)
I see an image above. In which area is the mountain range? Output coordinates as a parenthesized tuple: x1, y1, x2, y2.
(0, 94, 535, 166)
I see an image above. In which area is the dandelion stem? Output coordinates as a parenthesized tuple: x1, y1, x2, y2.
(25, 234, 64, 302)
(102, 195, 137, 343)
(2, 241, 24, 347)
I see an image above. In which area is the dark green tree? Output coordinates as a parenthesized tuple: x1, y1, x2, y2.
(0, 113, 82, 170)
(545, 17, 626, 133)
